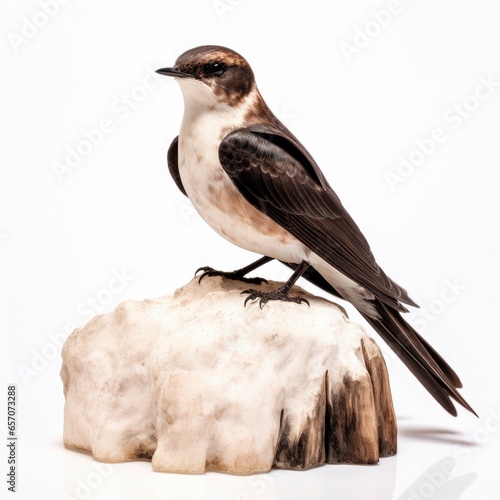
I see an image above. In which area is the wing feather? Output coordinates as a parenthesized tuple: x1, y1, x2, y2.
(219, 128, 416, 310)
(219, 128, 476, 415)
(167, 136, 187, 196)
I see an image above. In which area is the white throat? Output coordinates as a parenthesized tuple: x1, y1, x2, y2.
(176, 78, 258, 135)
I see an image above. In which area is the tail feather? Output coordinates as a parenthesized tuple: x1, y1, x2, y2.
(360, 299, 476, 417)
(281, 261, 476, 416)
(412, 329, 463, 389)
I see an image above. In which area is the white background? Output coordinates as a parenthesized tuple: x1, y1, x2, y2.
(2, 0, 500, 498)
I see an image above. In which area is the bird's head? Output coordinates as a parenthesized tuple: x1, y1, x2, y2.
(156, 45, 256, 111)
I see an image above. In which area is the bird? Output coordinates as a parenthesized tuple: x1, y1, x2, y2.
(156, 45, 475, 417)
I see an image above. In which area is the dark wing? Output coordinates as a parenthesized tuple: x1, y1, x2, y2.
(166, 134, 341, 299)
(168, 136, 187, 196)
(219, 127, 416, 312)
(219, 127, 476, 416)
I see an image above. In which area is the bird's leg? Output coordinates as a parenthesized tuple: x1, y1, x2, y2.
(242, 260, 310, 308)
(196, 255, 273, 285)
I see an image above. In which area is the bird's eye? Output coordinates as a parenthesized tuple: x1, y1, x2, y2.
(204, 62, 227, 77)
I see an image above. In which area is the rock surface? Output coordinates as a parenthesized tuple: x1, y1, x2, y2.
(61, 276, 397, 474)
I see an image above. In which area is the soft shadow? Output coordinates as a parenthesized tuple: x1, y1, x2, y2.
(398, 425, 477, 447)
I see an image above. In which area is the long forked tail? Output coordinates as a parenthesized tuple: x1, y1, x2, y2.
(359, 298, 477, 417)
(282, 260, 476, 416)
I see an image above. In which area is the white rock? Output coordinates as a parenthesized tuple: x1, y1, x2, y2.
(61, 276, 397, 474)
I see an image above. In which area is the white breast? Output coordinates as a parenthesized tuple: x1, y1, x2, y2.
(175, 78, 306, 264)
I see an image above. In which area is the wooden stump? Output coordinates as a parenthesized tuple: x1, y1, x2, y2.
(61, 276, 397, 474)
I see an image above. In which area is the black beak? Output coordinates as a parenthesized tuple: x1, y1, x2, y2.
(155, 67, 193, 78)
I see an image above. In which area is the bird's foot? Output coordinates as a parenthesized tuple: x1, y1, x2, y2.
(195, 266, 268, 286)
(241, 285, 310, 309)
